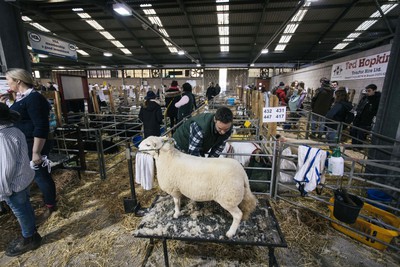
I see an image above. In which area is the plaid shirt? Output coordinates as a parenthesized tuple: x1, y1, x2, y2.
(188, 122, 226, 157)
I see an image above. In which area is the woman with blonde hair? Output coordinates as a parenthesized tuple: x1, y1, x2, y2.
(1, 68, 56, 222)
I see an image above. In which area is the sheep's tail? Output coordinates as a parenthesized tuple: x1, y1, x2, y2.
(239, 176, 257, 220)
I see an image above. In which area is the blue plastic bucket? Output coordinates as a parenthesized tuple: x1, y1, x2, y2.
(132, 135, 143, 148)
(227, 98, 235, 105)
(366, 189, 392, 210)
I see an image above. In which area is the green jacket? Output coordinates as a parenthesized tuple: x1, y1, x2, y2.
(173, 113, 231, 156)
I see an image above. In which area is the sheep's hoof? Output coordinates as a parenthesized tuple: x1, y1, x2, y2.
(173, 212, 181, 219)
(225, 231, 235, 239)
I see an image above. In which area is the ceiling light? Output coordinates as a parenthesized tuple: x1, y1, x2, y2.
(103, 52, 112, 57)
(261, 49, 269, 54)
(178, 50, 185, 55)
(72, 8, 84, 12)
(111, 40, 124, 48)
(58, 66, 65, 69)
(38, 54, 48, 58)
(113, 3, 132, 16)
(196, 63, 201, 67)
(250, 63, 254, 67)
(120, 48, 132, 55)
(77, 49, 89, 56)
(100, 31, 115, 40)
(147, 65, 152, 68)
(101, 65, 107, 69)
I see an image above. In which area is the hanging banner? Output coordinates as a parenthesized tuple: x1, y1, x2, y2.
(27, 31, 78, 60)
(331, 51, 390, 81)
(262, 107, 287, 123)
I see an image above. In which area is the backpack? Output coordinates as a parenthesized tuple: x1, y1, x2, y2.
(288, 94, 301, 112)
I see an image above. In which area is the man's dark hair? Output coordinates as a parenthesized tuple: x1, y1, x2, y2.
(331, 81, 338, 85)
(215, 107, 233, 123)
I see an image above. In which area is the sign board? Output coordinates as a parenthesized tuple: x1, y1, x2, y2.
(262, 107, 287, 123)
(331, 51, 390, 81)
(27, 31, 78, 60)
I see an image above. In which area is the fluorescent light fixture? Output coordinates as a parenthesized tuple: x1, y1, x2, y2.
(178, 50, 185, 55)
(140, 4, 152, 8)
(101, 65, 107, 69)
(77, 49, 89, 56)
(333, 2, 398, 50)
(216, 0, 229, 3)
(100, 31, 115, 40)
(196, 63, 201, 67)
(218, 26, 229, 35)
(77, 13, 91, 19)
(275, 44, 287, 51)
(273, 2, 311, 52)
(250, 63, 255, 67)
(261, 49, 269, 54)
(58, 66, 65, 69)
(110, 40, 125, 48)
(120, 48, 132, 55)
(21, 16, 32, 22)
(72, 8, 84, 12)
(86, 20, 104, 30)
(30, 22, 51, 32)
(113, 3, 132, 16)
(38, 54, 48, 58)
(103, 52, 112, 57)
(220, 37, 229, 45)
(147, 65, 152, 68)
(220, 45, 229, 52)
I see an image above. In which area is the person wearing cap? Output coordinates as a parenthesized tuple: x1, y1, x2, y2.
(351, 84, 381, 145)
(0, 103, 42, 256)
(173, 106, 233, 158)
(1, 68, 56, 223)
(310, 77, 334, 138)
(139, 91, 163, 138)
(175, 82, 197, 122)
(164, 80, 181, 130)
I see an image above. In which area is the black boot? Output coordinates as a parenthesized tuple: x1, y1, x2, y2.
(0, 201, 10, 215)
(5, 232, 42, 257)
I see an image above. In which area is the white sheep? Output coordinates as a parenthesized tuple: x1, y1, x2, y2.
(138, 136, 258, 238)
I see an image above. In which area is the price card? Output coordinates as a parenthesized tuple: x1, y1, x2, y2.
(262, 107, 287, 122)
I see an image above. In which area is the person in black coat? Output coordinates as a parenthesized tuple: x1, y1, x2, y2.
(164, 80, 181, 130)
(139, 91, 163, 138)
(310, 77, 334, 137)
(325, 88, 353, 143)
(351, 84, 381, 145)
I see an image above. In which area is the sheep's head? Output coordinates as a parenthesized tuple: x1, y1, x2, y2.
(138, 136, 173, 157)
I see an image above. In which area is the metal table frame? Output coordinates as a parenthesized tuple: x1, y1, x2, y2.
(135, 198, 287, 267)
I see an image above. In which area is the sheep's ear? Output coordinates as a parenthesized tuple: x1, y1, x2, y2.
(168, 137, 175, 144)
(161, 136, 169, 142)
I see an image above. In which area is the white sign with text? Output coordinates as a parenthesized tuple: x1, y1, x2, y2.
(331, 51, 390, 81)
(28, 31, 77, 60)
(263, 107, 287, 123)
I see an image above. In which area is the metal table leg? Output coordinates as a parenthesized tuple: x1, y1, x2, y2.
(268, 247, 278, 267)
(162, 238, 170, 267)
(141, 238, 155, 267)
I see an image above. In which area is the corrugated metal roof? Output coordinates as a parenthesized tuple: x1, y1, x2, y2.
(10, 0, 398, 68)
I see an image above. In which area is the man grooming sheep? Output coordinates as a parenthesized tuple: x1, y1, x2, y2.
(173, 106, 233, 157)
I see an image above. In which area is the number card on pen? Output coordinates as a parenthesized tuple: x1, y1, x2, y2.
(262, 107, 287, 122)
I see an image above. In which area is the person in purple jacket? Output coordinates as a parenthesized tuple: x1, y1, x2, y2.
(1, 68, 56, 222)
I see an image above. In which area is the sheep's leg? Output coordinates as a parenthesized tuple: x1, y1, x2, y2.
(170, 192, 182, 218)
(221, 205, 243, 238)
